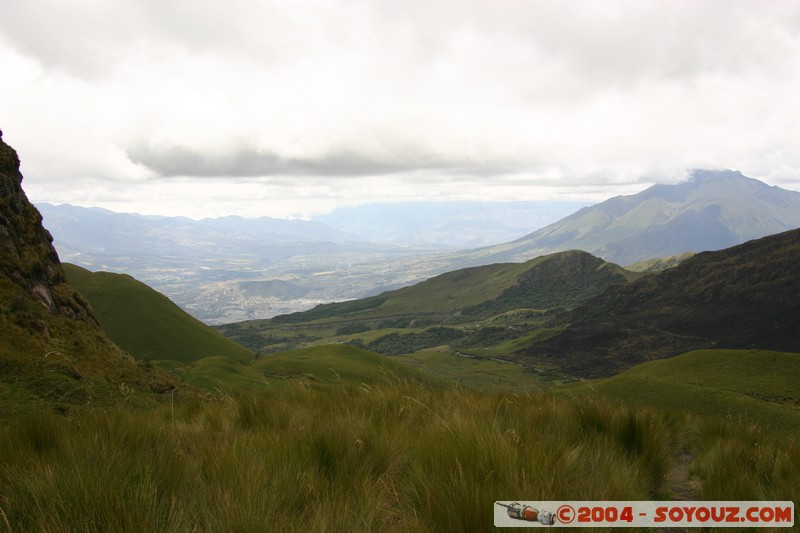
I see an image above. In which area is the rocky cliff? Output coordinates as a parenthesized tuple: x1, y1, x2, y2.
(0, 129, 95, 323)
(0, 129, 175, 417)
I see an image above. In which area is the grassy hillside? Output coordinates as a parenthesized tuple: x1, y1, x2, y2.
(262, 260, 536, 327)
(274, 250, 634, 323)
(559, 349, 800, 433)
(157, 356, 272, 392)
(221, 250, 635, 357)
(161, 344, 447, 393)
(0, 276, 177, 420)
(252, 344, 447, 386)
(626, 251, 695, 272)
(525, 228, 800, 377)
(64, 264, 253, 364)
(395, 347, 561, 392)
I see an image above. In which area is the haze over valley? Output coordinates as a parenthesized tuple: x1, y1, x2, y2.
(38, 170, 800, 324)
(37, 200, 588, 323)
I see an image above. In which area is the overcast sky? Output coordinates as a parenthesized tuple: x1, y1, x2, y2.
(2, 0, 799, 219)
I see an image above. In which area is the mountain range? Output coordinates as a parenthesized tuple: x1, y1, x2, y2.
(38, 169, 800, 324)
(36, 203, 360, 254)
(37, 203, 425, 323)
(222, 226, 800, 386)
(2, 131, 799, 530)
(316, 200, 588, 248)
(452, 169, 800, 266)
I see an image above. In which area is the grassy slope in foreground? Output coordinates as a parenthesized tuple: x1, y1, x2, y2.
(254, 344, 447, 386)
(166, 344, 447, 392)
(64, 264, 253, 364)
(559, 349, 800, 433)
(4, 380, 798, 530)
(0, 277, 177, 419)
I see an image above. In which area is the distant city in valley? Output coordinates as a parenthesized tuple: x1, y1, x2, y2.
(38, 170, 800, 324)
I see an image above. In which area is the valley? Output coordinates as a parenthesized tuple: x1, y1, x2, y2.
(40, 204, 441, 324)
(39, 201, 585, 324)
(37, 170, 800, 325)
(215, 229, 800, 386)
(2, 132, 799, 530)
(4, 0, 800, 528)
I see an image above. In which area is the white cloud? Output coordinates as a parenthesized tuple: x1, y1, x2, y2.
(2, 0, 800, 218)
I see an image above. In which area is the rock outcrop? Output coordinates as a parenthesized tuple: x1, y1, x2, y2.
(0, 129, 94, 321)
(0, 129, 177, 415)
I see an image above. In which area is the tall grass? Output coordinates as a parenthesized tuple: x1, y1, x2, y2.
(0, 383, 796, 531)
(691, 417, 800, 502)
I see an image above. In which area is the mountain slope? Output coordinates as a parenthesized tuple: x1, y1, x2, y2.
(460, 170, 800, 266)
(159, 344, 446, 392)
(64, 264, 253, 363)
(0, 131, 175, 417)
(317, 200, 589, 248)
(559, 349, 800, 434)
(523, 228, 800, 377)
(37, 203, 359, 254)
(37, 171, 800, 324)
(220, 250, 635, 355)
(252, 344, 446, 386)
(271, 250, 634, 324)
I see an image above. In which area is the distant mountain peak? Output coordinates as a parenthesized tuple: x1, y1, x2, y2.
(463, 169, 800, 267)
(682, 168, 768, 190)
(687, 168, 745, 181)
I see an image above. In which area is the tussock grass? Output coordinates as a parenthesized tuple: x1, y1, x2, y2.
(0, 383, 797, 531)
(691, 418, 800, 503)
(561, 349, 800, 434)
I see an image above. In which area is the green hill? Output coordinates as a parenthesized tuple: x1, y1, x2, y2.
(64, 264, 253, 364)
(222, 250, 636, 355)
(525, 228, 800, 377)
(252, 344, 446, 386)
(559, 349, 800, 434)
(274, 250, 634, 323)
(163, 344, 446, 392)
(157, 356, 272, 392)
(626, 251, 695, 272)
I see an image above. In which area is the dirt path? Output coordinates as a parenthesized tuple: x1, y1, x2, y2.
(657, 451, 701, 532)
(666, 450, 699, 501)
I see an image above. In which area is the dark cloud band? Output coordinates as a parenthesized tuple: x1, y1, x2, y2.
(126, 144, 520, 178)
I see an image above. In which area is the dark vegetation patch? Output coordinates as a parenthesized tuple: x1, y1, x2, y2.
(524, 228, 800, 378)
(271, 296, 387, 324)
